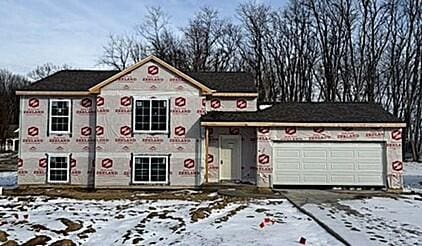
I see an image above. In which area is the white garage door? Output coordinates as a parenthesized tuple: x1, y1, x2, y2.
(273, 142, 385, 186)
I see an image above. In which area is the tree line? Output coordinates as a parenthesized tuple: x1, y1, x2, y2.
(98, 0, 421, 161)
(0, 0, 420, 161)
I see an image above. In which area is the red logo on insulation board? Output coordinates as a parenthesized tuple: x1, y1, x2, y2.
(392, 160, 403, 171)
(174, 126, 186, 136)
(120, 126, 132, 136)
(184, 159, 195, 169)
(210, 99, 221, 109)
(258, 127, 269, 134)
(229, 127, 240, 135)
(101, 159, 113, 169)
(120, 96, 131, 107)
(236, 99, 247, 109)
(81, 98, 92, 108)
(28, 127, 39, 137)
(175, 97, 186, 107)
(147, 65, 159, 75)
(17, 158, 23, 168)
(80, 127, 92, 136)
(70, 158, 77, 169)
(207, 154, 214, 164)
(285, 127, 296, 135)
(96, 96, 105, 106)
(28, 98, 39, 108)
(313, 127, 324, 133)
(38, 158, 47, 168)
(258, 154, 270, 164)
(391, 129, 402, 141)
(96, 126, 104, 136)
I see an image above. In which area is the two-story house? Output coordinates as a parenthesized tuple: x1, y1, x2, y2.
(16, 56, 406, 189)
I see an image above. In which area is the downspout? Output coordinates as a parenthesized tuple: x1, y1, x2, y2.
(205, 127, 209, 184)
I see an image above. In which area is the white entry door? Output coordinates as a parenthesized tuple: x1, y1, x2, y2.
(219, 135, 241, 180)
(273, 142, 385, 186)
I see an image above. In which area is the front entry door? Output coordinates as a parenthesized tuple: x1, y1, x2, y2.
(219, 135, 241, 180)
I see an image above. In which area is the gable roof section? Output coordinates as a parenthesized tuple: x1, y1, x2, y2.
(17, 55, 257, 96)
(89, 55, 215, 94)
(185, 72, 256, 93)
(18, 70, 119, 92)
(202, 102, 405, 127)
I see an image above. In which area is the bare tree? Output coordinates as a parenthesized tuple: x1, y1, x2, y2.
(0, 69, 29, 145)
(28, 63, 71, 81)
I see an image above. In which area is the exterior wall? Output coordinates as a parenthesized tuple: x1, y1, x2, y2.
(256, 127, 403, 189)
(206, 97, 257, 112)
(18, 96, 96, 186)
(94, 61, 205, 187)
(207, 127, 257, 183)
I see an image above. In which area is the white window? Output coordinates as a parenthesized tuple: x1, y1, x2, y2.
(132, 155, 168, 184)
(47, 154, 70, 183)
(49, 99, 71, 134)
(133, 98, 169, 133)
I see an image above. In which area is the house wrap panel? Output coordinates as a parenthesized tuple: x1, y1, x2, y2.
(94, 61, 204, 187)
(19, 96, 96, 186)
(206, 97, 257, 112)
(256, 127, 403, 188)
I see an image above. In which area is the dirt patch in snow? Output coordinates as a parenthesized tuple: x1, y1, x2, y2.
(21, 235, 51, 246)
(6, 187, 219, 202)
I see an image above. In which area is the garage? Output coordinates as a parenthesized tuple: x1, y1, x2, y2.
(272, 142, 385, 186)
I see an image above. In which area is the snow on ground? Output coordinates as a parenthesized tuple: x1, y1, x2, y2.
(304, 195, 422, 245)
(404, 162, 422, 193)
(0, 171, 17, 188)
(0, 196, 340, 245)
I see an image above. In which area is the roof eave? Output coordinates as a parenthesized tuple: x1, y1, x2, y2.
(16, 91, 92, 96)
(201, 121, 406, 128)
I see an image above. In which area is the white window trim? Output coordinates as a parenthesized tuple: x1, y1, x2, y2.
(49, 99, 72, 135)
(47, 153, 70, 184)
(132, 155, 169, 184)
(132, 97, 169, 134)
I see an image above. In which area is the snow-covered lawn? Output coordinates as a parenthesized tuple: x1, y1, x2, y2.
(404, 162, 422, 193)
(304, 195, 422, 245)
(0, 171, 17, 188)
(0, 196, 340, 245)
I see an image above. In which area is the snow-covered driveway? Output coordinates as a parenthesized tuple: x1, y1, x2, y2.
(304, 195, 422, 245)
(0, 196, 340, 245)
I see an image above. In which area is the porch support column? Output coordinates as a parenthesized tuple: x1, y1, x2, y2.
(204, 127, 209, 183)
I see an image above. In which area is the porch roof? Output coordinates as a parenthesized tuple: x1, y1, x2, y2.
(201, 102, 405, 128)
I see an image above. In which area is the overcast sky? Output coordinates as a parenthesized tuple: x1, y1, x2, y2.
(0, 0, 286, 75)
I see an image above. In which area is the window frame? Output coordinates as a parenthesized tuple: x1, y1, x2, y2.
(49, 99, 72, 135)
(132, 155, 169, 184)
(132, 97, 169, 134)
(47, 153, 70, 184)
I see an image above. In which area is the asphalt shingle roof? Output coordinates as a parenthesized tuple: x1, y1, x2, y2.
(202, 103, 403, 123)
(185, 72, 256, 92)
(20, 70, 119, 91)
(20, 70, 256, 93)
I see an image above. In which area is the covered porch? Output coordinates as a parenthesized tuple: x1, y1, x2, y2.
(202, 123, 258, 185)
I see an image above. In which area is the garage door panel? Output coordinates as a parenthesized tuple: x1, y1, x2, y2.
(303, 174, 327, 183)
(330, 163, 355, 170)
(275, 149, 300, 158)
(303, 162, 327, 170)
(273, 142, 385, 186)
(303, 150, 327, 158)
(330, 175, 355, 183)
(331, 150, 355, 158)
(281, 161, 301, 170)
